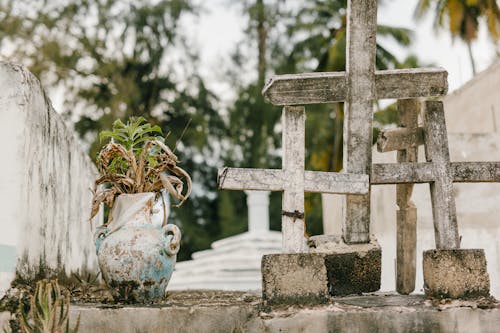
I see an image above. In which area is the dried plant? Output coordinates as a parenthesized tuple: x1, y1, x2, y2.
(90, 117, 192, 222)
(67, 273, 108, 303)
(18, 279, 79, 333)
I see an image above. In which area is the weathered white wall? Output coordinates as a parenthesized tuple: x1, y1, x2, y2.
(0, 62, 100, 292)
(444, 59, 500, 134)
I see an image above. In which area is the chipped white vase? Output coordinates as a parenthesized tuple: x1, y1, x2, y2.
(94, 192, 181, 302)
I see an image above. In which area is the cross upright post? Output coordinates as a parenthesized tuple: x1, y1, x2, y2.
(396, 99, 419, 294)
(282, 106, 307, 253)
(342, 0, 377, 244)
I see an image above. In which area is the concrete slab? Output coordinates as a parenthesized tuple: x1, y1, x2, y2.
(423, 249, 490, 299)
(3, 292, 499, 333)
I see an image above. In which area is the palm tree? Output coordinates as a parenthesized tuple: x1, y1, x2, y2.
(414, 0, 500, 75)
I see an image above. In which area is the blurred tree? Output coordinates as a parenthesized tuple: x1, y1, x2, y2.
(219, 0, 288, 236)
(414, 0, 500, 75)
(0, 0, 227, 260)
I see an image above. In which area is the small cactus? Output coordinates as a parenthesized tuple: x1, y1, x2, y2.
(18, 279, 79, 333)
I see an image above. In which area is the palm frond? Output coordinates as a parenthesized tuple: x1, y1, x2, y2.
(377, 25, 413, 46)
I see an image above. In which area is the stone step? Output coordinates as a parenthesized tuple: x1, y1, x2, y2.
(210, 231, 281, 249)
(175, 254, 262, 271)
(170, 259, 262, 283)
(191, 234, 281, 260)
(191, 243, 280, 260)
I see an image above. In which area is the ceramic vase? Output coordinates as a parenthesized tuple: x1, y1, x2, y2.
(94, 192, 181, 302)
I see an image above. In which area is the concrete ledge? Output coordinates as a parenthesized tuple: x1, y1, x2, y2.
(4, 292, 499, 333)
(423, 249, 490, 299)
(262, 254, 329, 305)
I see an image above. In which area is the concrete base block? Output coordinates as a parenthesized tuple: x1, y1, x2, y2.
(261, 254, 329, 305)
(309, 235, 382, 296)
(423, 249, 490, 299)
(261, 236, 382, 305)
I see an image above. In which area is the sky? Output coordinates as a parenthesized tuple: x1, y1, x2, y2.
(181, 0, 498, 106)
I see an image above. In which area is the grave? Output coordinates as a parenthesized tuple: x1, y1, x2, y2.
(372, 98, 500, 297)
(1, 1, 500, 331)
(355, 60, 500, 298)
(219, 0, 492, 303)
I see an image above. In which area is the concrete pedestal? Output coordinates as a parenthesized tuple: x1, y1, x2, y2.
(261, 236, 382, 304)
(309, 235, 382, 296)
(261, 254, 329, 306)
(423, 249, 490, 299)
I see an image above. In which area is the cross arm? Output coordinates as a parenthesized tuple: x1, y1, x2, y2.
(217, 167, 369, 194)
(304, 171, 368, 194)
(372, 162, 434, 184)
(262, 68, 448, 106)
(452, 162, 500, 182)
(371, 162, 500, 184)
(217, 167, 283, 191)
(377, 127, 425, 153)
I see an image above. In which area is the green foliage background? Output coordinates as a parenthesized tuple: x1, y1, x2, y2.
(2, 0, 488, 260)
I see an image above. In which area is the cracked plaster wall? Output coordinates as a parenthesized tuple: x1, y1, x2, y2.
(0, 62, 101, 291)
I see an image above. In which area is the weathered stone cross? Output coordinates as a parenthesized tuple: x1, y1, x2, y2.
(218, 105, 369, 253)
(261, 0, 447, 246)
(374, 99, 500, 294)
(219, 0, 494, 301)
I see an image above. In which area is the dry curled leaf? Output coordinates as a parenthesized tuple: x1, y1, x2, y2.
(90, 118, 192, 225)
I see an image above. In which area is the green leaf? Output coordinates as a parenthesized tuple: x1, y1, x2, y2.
(99, 130, 127, 143)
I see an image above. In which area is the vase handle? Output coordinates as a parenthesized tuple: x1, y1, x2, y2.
(163, 224, 181, 256)
(94, 225, 110, 254)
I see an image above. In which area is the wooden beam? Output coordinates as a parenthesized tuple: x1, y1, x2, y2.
(304, 171, 368, 194)
(371, 162, 434, 184)
(282, 106, 306, 253)
(372, 161, 500, 184)
(375, 68, 448, 100)
(262, 71, 346, 106)
(262, 68, 448, 106)
(396, 206, 417, 294)
(342, 0, 377, 244)
(217, 168, 283, 191)
(377, 127, 424, 153)
(395, 99, 419, 295)
(218, 168, 369, 194)
(451, 162, 500, 182)
(423, 101, 460, 249)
